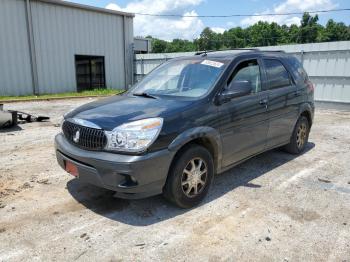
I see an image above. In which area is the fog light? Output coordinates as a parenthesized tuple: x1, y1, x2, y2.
(118, 174, 138, 188)
(130, 175, 137, 184)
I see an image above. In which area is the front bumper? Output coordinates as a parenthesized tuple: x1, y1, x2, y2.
(55, 133, 175, 199)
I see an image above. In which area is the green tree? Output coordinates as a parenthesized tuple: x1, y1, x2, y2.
(165, 39, 195, 52)
(288, 24, 301, 43)
(151, 38, 168, 53)
(300, 13, 320, 43)
(222, 27, 246, 48)
(148, 12, 350, 53)
(246, 21, 286, 46)
(318, 19, 350, 42)
(195, 27, 222, 51)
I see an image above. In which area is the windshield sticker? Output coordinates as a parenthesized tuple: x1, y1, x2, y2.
(201, 60, 224, 68)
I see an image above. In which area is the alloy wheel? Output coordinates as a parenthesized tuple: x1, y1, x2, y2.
(181, 157, 208, 198)
(296, 122, 307, 148)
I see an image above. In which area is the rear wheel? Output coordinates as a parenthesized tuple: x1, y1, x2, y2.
(163, 145, 214, 208)
(284, 116, 310, 154)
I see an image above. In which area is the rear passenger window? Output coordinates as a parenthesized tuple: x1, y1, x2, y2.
(289, 57, 309, 82)
(264, 59, 291, 89)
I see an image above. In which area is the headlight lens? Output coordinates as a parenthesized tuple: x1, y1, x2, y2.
(105, 118, 163, 152)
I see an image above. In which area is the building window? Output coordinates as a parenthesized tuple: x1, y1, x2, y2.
(75, 55, 106, 91)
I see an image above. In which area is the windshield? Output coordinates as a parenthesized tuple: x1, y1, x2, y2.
(131, 58, 228, 98)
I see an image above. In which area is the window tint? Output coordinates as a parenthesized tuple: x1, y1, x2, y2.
(227, 60, 261, 93)
(264, 59, 291, 89)
(132, 59, 227, 97)
(288, 56, 309, 81)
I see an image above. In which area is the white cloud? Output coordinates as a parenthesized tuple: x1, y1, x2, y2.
(241, 0, 337, 26)
(274, 0, 337, 13)
(106, 3, 122, 11)
(211, 27, 226, 34)
(106, 0, 205, 40)
(284, 16, 302, 25)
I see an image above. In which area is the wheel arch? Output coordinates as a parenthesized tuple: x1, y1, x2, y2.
(168, 127, 222, 173)
(298, 103, 314, 127)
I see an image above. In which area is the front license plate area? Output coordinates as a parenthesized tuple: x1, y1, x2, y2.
(65, 161, 79, 177)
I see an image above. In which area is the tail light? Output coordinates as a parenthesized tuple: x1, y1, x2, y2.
(306, 80, 314, 92)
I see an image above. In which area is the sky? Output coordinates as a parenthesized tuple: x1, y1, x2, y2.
(64, 0, 350, 40)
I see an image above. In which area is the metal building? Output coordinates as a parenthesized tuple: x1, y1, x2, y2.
(0, 0, 134, 96)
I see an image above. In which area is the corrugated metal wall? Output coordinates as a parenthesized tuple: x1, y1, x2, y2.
(30, 0, 133, 94)
(135, 41, 350, 103)
(0, 0, 134, 96)
(0, 0, 34, 96)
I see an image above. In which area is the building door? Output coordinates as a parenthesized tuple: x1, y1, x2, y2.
(75, 55, 106, 91)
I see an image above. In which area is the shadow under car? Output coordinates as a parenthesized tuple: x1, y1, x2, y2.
(66, 142, 315, 226)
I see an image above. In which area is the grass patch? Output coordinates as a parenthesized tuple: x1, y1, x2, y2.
(0, 88, 124, 102)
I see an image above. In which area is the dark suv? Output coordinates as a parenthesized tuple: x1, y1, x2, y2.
(55, 50, 314, 208)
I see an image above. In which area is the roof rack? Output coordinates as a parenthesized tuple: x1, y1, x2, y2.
(219, 48, 287, 52)
(194, 50, 215, 55)
(259, 50, 286, 53)
(194, 48, 286, 56)
(224, 48, 260, 51)
(195, 48, 259, 55)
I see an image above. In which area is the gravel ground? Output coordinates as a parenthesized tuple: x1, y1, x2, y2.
(0, 98, 349, 262)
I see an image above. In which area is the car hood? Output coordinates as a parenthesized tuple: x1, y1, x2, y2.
(65, 94, 194, 130)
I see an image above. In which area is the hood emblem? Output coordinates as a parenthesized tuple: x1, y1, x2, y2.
(73, 129, 80, 143)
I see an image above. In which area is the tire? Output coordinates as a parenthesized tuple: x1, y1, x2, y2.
(163, 144, 214, 208)
(284, 116, 310, 154)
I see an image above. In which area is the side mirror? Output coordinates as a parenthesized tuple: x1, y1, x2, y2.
(218, 80, 252, 104)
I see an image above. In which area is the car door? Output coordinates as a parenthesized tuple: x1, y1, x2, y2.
(262, 58, 299, 148)
(217, 58, 270, 168)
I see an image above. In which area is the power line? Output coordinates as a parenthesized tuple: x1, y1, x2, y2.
(133, 8, 350, 18)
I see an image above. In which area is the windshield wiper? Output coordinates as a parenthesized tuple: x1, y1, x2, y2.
(133, 92, 158, 99)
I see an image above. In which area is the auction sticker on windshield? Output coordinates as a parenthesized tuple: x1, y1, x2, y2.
(201, 59, 224, 68)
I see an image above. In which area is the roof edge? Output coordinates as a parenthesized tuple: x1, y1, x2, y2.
(34, 0, 135, 17)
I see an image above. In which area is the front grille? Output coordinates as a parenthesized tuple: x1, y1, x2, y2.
(62, 120, 107, 150)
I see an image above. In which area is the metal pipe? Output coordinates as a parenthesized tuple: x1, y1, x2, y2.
(131, 42, 135, 85)
(25, 0, 39, 95)
(122, 15, 129, 90)
(141, 58, 144, 76)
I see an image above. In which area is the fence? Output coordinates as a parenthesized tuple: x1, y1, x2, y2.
(134, 41, 350, 103)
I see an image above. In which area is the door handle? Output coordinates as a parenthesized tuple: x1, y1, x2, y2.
(259, 98, 268, 109)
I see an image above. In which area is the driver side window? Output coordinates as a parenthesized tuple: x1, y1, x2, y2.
(227, 60, 262, 93)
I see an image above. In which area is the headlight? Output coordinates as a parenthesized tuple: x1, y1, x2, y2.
(105, 118, 163, 153)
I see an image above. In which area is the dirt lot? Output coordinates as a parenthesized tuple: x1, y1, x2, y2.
(0, 98, 349, 261)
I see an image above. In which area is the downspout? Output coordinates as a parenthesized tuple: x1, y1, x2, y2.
(131, 43, 135, 85)
(25, 0, 39, 95)
(122, 15, 129, 90)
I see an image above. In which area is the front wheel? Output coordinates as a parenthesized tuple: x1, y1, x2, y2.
(163, 145, 214, 208)
(284, 116, 310, 154)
